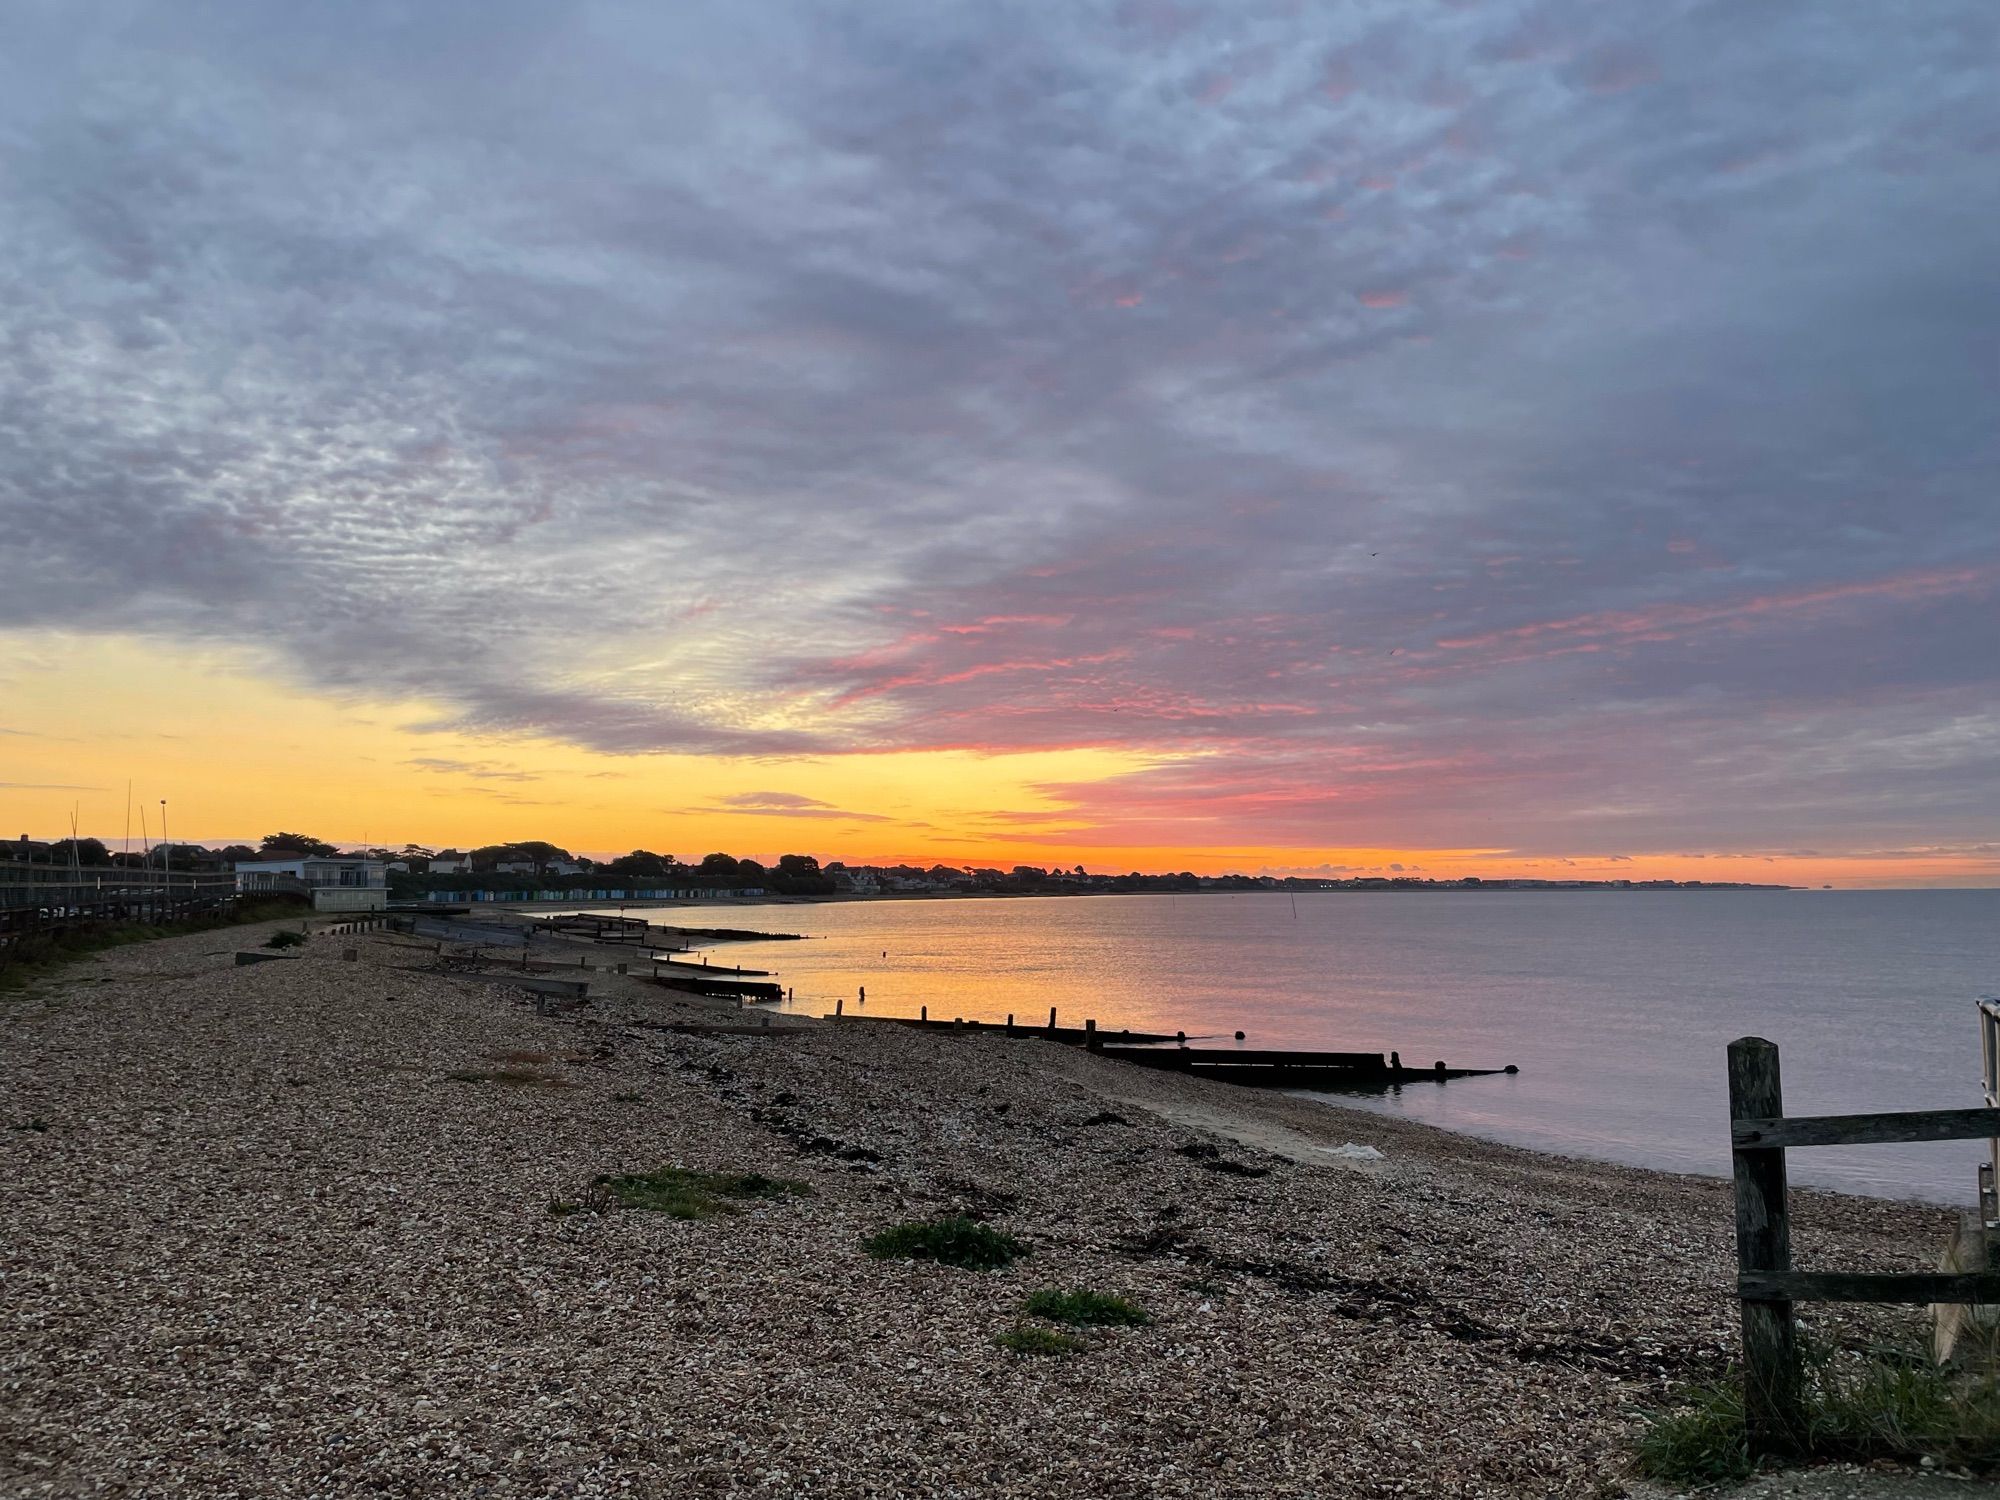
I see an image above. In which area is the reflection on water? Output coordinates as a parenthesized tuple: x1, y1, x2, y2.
(577, 890, 2000, 1202)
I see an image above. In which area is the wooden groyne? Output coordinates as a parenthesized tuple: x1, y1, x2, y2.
(653, 957, 774, 978)
(817, 1012, 1514, 1090)
(656, 925, 804, 943)
(1099, 1046, 1517, 1089)
(823, 1013, 1183, 1045)
(535, 913, 653, 944)
(649, 973, 785, 1003)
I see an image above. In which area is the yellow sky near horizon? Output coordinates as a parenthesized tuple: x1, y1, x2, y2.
(1, 632, 1992, 887)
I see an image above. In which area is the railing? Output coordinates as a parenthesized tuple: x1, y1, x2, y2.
(1728, 1034, 2000, 1458)
(0, 863, 241, 940)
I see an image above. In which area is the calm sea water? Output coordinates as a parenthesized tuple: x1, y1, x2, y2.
(587, 891, 2000, 1202)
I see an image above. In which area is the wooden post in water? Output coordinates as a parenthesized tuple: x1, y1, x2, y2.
(921, 1005, 928, 1022)
(836, 997, 844, 1016)
(1728, 1036, 1804, 1459)
(1085, 1018, 1100, 1053)
(1047, 1006, 1058, 1038)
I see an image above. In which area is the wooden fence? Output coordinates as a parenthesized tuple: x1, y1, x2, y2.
(0, 863, 241, 942)
(1728, 1034, 2000, 1457)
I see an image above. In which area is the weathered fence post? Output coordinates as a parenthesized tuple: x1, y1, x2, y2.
(1728, 1036, 1804, 1458)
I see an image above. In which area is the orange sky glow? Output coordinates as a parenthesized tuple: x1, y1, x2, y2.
(3, 634, 1990, 887)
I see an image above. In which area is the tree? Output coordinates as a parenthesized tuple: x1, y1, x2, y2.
(770, 853, 833, 895)
(606, 849, 670, 878)
(215, 844, 259, 865)
(698, 853, 742, 884)
(511, 840, 572, 864)
(735, 858, 765, 884)
(47, 837, 111, 867)
(261, 832, 338, 857)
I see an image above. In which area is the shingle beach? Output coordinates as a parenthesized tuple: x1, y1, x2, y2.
(0, 922, 1946, 1499)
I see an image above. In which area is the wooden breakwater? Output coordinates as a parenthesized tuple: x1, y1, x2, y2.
(648, 973, 785, 1003)
(656, 925, 804, 943)
(823, 1013, 1184, 1045)
(818, 1011, 1513, 1089)
(1100, 1046, 1517, 1089)
(535, 913, 654, 945)
(654, 957, 774, 977)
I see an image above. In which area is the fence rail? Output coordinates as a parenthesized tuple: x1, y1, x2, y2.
(1727, 1035, 2000, 1459)
(0, 864, 243, 943)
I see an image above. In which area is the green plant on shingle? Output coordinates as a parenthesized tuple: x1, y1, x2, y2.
(863, 1216, 1027, 1271)
(597, 1166, 811, 1220)
(1634, 1375, 1754, 1486)
(1022, 1287, 1150, 1327)
(264, 929, 307, 949)
(1635, 1343, 2000, 1486)
(994, 1322, 1085, 1357)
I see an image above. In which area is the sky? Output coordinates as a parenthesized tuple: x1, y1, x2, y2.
(1, 1, 1995, 886)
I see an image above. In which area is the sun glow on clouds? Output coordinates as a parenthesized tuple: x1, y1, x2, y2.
(0, 4, 1996, 884)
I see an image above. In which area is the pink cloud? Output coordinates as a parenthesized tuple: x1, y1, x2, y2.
(1576, 45, 1658, 96)
(1358, 289, 1407, 309)
(1435, 564, 1994, 656)
(1196, 72, 1237, 106)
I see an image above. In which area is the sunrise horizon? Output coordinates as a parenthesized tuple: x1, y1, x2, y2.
(5, 6, 1999, 1492)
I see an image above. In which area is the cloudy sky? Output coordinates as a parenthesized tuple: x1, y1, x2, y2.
(2, 0, 1995, 883)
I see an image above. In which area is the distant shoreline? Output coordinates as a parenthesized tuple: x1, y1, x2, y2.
(486, 882, 1801, 913)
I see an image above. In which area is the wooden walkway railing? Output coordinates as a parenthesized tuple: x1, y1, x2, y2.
(1728, 1035, 2000, 1457)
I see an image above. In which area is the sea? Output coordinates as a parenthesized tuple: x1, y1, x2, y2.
(582, 890, 2000, 1203)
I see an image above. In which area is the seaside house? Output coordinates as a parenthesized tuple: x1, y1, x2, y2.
(429, 850, 472, 875)
(233, 855, 390, 913)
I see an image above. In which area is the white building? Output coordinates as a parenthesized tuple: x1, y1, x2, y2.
(429, 850, 472, 874)
(234, 856, 390, 912)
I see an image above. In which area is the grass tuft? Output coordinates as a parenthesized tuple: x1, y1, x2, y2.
(1022, 1287, 1151, 1327)
(597, 1166, 812, 1220)
(1634, 1376, 1753, 1486)
(863, 1216, 1027, 1271)
(1637, 1345, 2000, 1485)
(264, 929, 308, 949)
(994, 1322, 1086, 1357)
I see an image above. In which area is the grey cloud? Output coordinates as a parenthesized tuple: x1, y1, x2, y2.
(695, 791, 896, 823)
(0, 1, 1995, 858)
